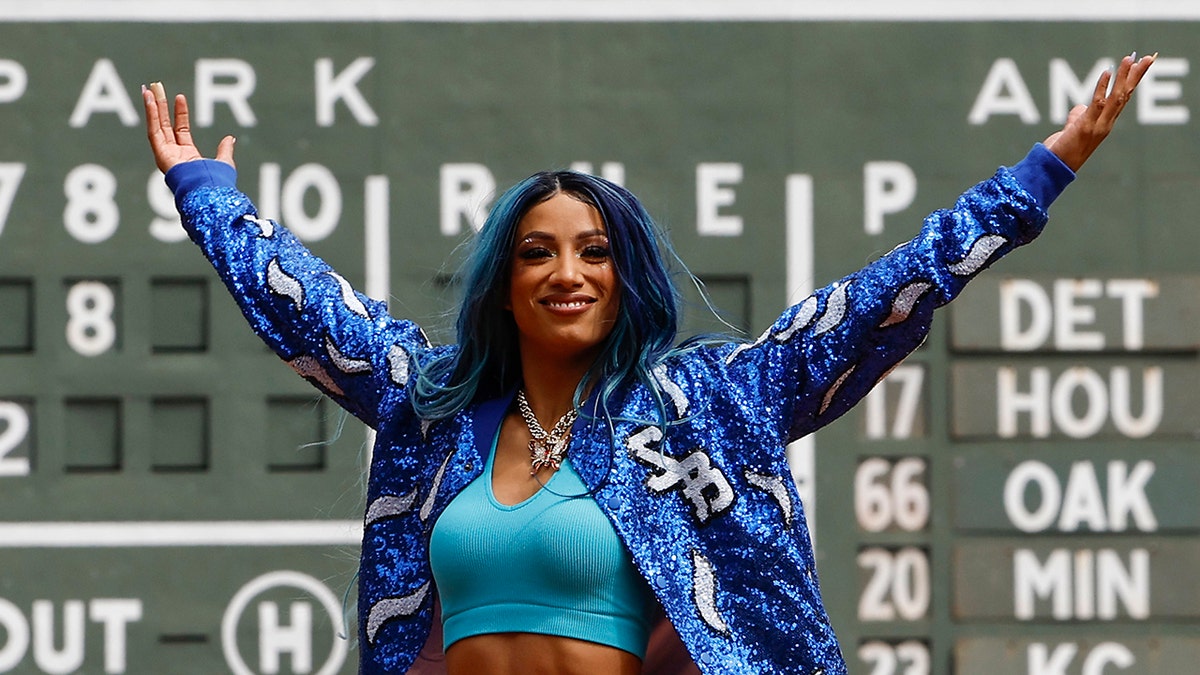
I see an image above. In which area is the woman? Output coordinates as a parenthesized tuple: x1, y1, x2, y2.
(144, 53, 1153, 675)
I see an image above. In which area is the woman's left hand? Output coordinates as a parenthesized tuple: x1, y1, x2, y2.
(1043, 52, 1155, 172)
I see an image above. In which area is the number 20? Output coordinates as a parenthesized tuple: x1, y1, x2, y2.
(857, 547, 930, 622)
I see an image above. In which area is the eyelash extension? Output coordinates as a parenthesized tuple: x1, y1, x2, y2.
(518, 247, 553, 260)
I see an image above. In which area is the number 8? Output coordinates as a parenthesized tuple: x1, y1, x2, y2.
(64, 164, 119, 244)
(66, 281, 116, 356)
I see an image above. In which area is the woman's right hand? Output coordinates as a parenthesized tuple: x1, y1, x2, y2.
(143, 82, 236, 174)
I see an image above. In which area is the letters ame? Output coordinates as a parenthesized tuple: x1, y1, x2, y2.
(969, 56, 1190, 125)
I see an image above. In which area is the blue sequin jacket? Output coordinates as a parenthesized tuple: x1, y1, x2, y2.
(167, 146, 1069, 674)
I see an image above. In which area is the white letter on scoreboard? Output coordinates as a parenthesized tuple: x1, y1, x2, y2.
(90, 599, 142, 674)
(195, 59, 258, 127)
(1014, 548, 1071, 620)
(997, 367, 1051, 437)
(1028, 642, 1076, 675)
(70, 59, 139, 128)
(1004, 460, 1061, 533)
(696, 163, 743, 236)
(1083, 642, 1136, 674)
(1138, 57, 1190, 125)
(259, 601, 313, 673)
(863, 161, 916, 235)
(440, 164, 495, 235)
(33, 599, 85, 673)
(315, 57, 379, 127)
(1057, 461, 1108, 532)
(1107, 461, 1157, 532)
(968, 58, 1040, 124)
(999, 279, 1052, 350)
(0, 598, 30, 671)
(1053, 279, 1105, 350)
(1097, 549, 1149, 620)
(1105, 279, 1157, 350)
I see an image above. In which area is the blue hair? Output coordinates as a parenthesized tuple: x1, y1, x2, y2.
(411, 170, 686, 423)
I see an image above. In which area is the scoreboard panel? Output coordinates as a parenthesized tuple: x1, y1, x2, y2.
(0, 6, 1197, 674)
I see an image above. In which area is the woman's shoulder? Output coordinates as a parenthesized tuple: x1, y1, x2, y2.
(652, 338, 747, 387)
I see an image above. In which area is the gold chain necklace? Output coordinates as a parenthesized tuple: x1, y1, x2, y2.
(516, 390, 578, 475)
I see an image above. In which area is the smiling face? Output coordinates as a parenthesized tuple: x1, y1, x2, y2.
(507, 192, 621, 367)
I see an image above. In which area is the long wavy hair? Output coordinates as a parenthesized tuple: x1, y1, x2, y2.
(410, 170, 687, 423)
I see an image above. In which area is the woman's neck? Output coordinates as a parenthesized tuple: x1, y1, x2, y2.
(516, 350, 597, 423)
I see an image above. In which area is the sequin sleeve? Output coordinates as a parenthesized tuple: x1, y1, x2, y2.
(166, 160, 430, 430)
(720, 165, 1048, 443)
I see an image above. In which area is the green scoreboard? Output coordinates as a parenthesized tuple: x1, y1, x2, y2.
(0, 4, 1197, 673)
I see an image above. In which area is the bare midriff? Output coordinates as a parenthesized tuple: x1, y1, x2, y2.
(445, 633, 642, 675)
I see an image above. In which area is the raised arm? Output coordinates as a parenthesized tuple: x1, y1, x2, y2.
(719, 52, 1153, 443)
(143, 83, 431, 431)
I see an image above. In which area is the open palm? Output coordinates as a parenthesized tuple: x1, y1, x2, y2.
(142, 82, 235, 174)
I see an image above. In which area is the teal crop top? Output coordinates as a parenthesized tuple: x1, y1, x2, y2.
(429, 432, 656, 658)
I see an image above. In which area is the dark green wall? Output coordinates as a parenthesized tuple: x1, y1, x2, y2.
(0, 17, 1195, 674)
